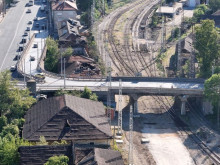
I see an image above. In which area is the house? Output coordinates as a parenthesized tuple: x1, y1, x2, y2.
(57, 18, 87, 46)
(59, 55, 100, 78)
(19, 144, 124, 165)
(52, 0, 78, 30)
(22, 95, 112, 144)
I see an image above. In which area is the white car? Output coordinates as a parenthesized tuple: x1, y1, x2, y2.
(10, 65, 16, 72)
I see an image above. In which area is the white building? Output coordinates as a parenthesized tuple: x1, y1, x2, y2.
(52, 0, 78, 30)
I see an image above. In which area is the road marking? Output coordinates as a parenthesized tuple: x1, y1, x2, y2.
(0, 8, 26, 70)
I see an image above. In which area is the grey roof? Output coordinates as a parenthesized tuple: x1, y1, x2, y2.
(182, 36, 192, 53)
(19, 145, 73, 165)
(23, 95, 112, 141)
(19, 145, 124, 165)
(57, 19, 81, 42)
(94, 148, 124, 165)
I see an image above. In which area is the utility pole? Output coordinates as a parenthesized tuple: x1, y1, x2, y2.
(23, 59, 26, 87)
(61, 52, 63, 76)
(107, 62, 112, 126)
(128, 105, 133, 165)
(117, 79, 122, 135)
(37, 43, 39, 62)
(91, 0, 95, 26)
(102, 0, 105, 16)
(64, 58, 66, 89)
(30, 57, 32, 76)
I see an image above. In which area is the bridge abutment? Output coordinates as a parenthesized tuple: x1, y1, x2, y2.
(179, 95, 189, 115)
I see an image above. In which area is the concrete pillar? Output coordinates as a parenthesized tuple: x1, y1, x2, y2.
(179, 95, 188, 115)
(130, 94, 139, 115)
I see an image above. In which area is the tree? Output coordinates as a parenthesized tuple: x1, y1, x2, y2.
(193, 4, 209, 22)
(81, 87, 98, 101)
(0, 136, 30, 165)
(0, 116, 7, 132)
(194, 19, 220, 78)
(209, 0, 220, 13)
(45, 37, 59, 72)
(44, 155, 69, 165)
(0, 71, 36, 120)
(62, 47, 73, 58)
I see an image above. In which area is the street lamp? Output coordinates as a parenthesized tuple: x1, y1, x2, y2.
(63, 58, 66, 89)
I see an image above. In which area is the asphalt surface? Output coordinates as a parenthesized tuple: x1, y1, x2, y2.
(0, 0, 47, 72)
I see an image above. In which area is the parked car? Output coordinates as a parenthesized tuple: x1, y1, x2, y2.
(33, 43, 38, 48)
(28, 21, 32, 25)
(33, 17, 38, 21)
(35, 23, 39, 28)
(26, 9, 31, 13)
(21, 38, 26, 44)
(26, 27, 31, 31)
(30, 56, 35, 61)
(10, 65, 16, 72)
(18, 46, 23, 52)
(15, 55, 20, 60)
(23, 31, 28, 36)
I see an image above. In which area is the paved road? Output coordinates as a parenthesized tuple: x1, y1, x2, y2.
(0, 0, 46, 71)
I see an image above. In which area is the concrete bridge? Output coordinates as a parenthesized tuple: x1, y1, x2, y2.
(26, 77, 205, 115)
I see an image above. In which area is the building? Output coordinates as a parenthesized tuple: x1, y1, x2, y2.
(202, 10, 220, 27)
(52, 0, 78, 30)
(57, 18, 87, 46)
(19, 144, 124, 165)
(22, 95, 112, 144)
(156, 3, 182, 18)
(187, 0, 200, 7)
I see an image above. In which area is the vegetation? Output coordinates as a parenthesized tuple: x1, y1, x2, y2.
(0, 71, 35, 165)
(204, 74, 220, 112)
(62, 47, 73, 58)
(0, 136, 31, 165)
(76, 0, 108, 26)
(55, 86, 98, 101)
(149, 12, 160, 28)
(81, 87, 98, 101)
(194, 19, 220, 78)
(45, 37, 59, 72)
(209, 0, 220, 13)
(193, 4, 209, 22)
(44, 155, 69, 165)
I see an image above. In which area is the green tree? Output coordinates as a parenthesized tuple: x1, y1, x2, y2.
(44, 155, 69, 165)
(62, 47, 73, 57)
(193, 4, 209, 22)
(36, 136, 48, 145)
(209, 0, 220, 12)
(194, 19, 220, 78)
(0, 136, 30, 165)
(0, 71, 36, 120)
(45, 37, 59, 72)
(0, 116, 7, 132)
(0, 124, 19, 137)
(81, 87, 98, 101)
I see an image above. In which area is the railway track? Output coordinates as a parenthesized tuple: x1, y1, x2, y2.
(98, 0, 220, 164)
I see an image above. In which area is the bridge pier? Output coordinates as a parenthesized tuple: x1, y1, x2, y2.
(130, 94, 140, 115)
(179, 95, 188, 115)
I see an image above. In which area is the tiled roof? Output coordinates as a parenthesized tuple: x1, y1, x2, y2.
(52, 0, 78, 11)
(19, 145, 124, 165)
(23, 95, 112, 141)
